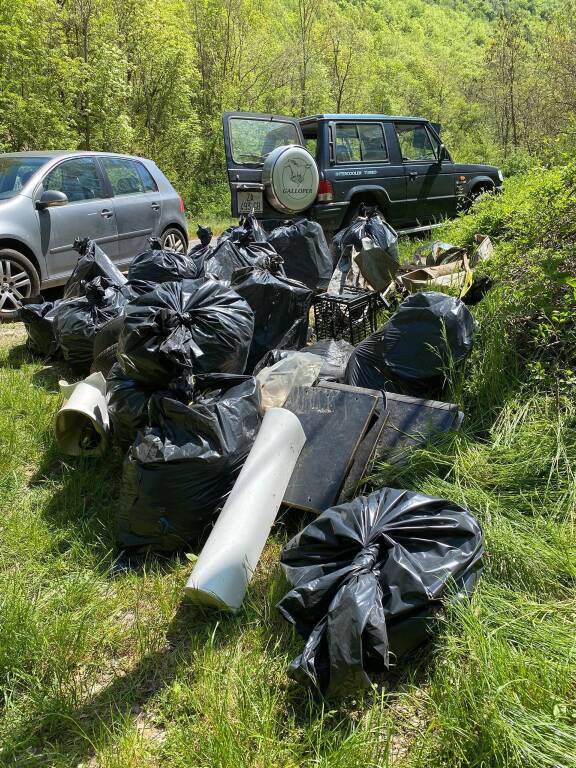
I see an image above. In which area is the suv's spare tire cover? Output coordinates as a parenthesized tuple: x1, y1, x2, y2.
(263, 145, 319, 214)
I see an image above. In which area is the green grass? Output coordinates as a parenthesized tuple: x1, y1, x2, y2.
(1, 167, 576, 766)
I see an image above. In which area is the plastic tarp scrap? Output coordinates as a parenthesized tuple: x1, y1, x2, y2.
(277, 487, 483, 697)
(53, 277, 128, 372)
(345, 292, 477, 396)
(253, 339, 355, 383)
(303, 338, 355, 381)
(55, 372, 110, 456)
(64, 238, 126, 299)
(20, 300, 61, 357)
(128, 238, 200, 284)
(118, 374, 262, 552)
(267, 219, 334, 292)
(231, 256, 313, 373)
(117, 279, 254, 388)
(106, 362, 153, 450)
(255, 352, 323, 409)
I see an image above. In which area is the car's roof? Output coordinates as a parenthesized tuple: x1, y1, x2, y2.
(1, 150, 151, 161)
(300, 114, 427, 123)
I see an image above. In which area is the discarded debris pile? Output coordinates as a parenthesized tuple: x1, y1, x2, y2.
(22, 220, 489, 698)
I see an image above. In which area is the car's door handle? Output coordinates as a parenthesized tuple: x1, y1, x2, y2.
(100, 209, 114, 219)
(408, 171, 418, 180)
(150, 202, 160, 211)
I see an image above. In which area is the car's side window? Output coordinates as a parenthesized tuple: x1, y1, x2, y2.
(43, 158, 105, 203)
(396, 123, 437, 162)
(335, 123, 388, 163)
(100, 157, 156, 196)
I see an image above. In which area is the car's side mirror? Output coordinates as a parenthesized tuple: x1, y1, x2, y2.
(438, 144, 450, 162)
(36, 190, 68, 210)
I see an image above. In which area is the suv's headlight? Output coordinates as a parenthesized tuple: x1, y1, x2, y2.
(497, 169, 504, 182)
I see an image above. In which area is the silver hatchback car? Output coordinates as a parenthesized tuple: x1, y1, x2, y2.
(0, 151, 189, 321)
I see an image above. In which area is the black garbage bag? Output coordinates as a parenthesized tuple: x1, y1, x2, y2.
(53, 277, 128, 371)
(128, 238, 200, 284)
(333, 207, 399, 288)
(118, 374, 262, 552)
(267, 219, 334, 292)
(219, 213, 268, 244)
(277, 487, 483, 697)
(106, 363, 153, 450)
(204, 230, 277, 282)
(231, 256, 313, 373)
(462, 276, 495, 306)
(20, 300, 62, 357)
(187, 225, 214, 279)
(117, 279, 254, 387)
(345, 292, 477, 395)
(64, 238, 127, 299)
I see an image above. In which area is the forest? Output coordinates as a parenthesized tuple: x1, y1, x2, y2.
(1, 0, 575, 215)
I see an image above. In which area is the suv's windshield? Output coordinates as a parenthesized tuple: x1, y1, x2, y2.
(0, 157, 48, 200)
(229, 118, 300, 165)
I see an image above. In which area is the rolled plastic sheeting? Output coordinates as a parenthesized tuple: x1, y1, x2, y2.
(55, 372, 110, 456)
(184, 407, 306, 611)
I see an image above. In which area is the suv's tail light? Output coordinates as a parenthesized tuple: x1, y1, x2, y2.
(317, 180, 333, 202)
(178, 195, 185, 213)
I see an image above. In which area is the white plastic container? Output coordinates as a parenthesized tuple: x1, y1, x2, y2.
(184, 407, 306, 610)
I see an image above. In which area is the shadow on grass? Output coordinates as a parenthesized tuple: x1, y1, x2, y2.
(4, 341, 77, 392)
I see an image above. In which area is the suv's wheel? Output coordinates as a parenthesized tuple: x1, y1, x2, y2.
(161, 227, 187, 254)
(0, 249, 41, 323)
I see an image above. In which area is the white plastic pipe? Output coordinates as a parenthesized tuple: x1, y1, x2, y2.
(184, 407, 306, 611)
(55, 372, 110, 456)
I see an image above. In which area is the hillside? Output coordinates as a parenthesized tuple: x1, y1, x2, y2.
(4, 0, 574, 213)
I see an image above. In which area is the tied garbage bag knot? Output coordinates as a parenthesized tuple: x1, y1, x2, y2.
(351, 543, 380, 574)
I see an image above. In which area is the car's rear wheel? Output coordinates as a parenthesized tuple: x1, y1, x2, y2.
(0, 249, 41, 323)
(161, 227, 187, 254)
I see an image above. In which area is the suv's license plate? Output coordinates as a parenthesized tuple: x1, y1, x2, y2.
(237, 190, 263, 214)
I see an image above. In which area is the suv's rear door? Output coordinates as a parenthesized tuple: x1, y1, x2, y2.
(394, 121, 457, 224)
(223, 112, 305, 218)
(99, 156, 162, 264)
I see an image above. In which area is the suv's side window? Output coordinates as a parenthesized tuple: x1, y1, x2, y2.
(100, 157, 158, 195)
(396, 123, 437, 162)
(43, 157, 104, 202)
(335, 123, 388, 163)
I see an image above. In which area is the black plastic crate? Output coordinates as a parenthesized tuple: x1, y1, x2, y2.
(313, 287, 384, 346)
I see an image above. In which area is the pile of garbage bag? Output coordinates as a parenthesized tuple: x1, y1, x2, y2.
(128, 237, 200, 283)
(267, 219, 334, 292)
(278, 487, 483, 697)
(53, 276, 128, 371)
(345, 292, 477, 395)
(117, 278, 254, 387)
(332, 206, 399, 291)
(231, 255, 313, 373)
(118, 374, 262, 551)
(20, 299, 61, 356)
(64, 237, 127, 299)
(204, 216, 278, 281)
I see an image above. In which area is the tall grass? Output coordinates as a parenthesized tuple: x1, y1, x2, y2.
(1, 165, 576, 766)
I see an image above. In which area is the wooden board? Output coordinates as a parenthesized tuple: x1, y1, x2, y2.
(283, 383, 379, 514)
(376, 392, 464, 465)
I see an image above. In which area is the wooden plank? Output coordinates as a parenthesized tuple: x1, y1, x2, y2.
(283, 384, 378, 514)
(377, 392, 464, 465)
(337, 399, 388, 503)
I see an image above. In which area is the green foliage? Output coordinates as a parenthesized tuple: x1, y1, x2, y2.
(4, 0, 576, 215)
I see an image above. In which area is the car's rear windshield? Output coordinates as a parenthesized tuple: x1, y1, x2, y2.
(229, 118, 300, 165)
(0, 157, 49, 200)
